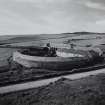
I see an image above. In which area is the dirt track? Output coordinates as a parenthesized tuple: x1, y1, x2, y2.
(1, 68, 105, 94)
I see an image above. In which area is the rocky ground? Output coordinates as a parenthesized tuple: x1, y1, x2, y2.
(1, 73, 105, 105)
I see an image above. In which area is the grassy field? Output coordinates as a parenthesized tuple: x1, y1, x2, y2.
(0, 32, 105, 67)
(1, 73, 105, 105)
(0, 33, 104, 68)
(0, 32, 105, 86)
(0, 33, 105, 104)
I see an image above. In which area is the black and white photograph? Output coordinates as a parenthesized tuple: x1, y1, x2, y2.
(0, 0, 105, 105)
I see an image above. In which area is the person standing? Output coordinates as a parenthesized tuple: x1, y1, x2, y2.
(43, 43, 51, 56)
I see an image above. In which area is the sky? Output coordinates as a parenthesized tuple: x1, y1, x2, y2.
(0, 0, 105, 35)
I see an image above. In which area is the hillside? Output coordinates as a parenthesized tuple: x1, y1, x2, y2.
(0, 33, 105, 105)
(0, 33, 105, 68)
(0, 32, 104, 45)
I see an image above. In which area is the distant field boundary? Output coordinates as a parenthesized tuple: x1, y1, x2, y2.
(0, 35, 77, 45)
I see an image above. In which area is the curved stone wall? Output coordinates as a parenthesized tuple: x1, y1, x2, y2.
(13, 50, 98, 70)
